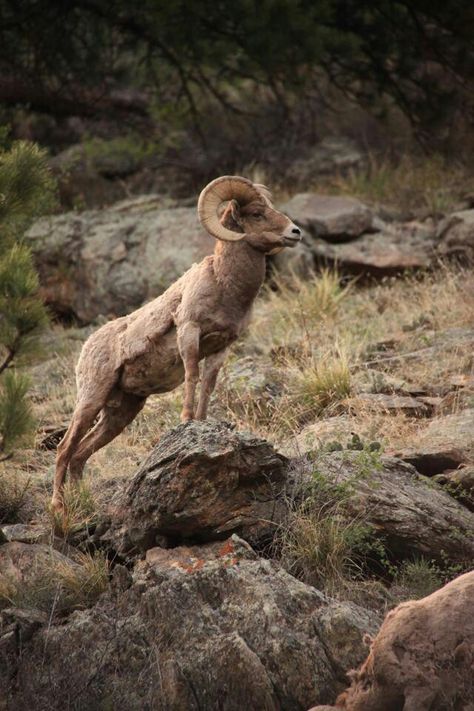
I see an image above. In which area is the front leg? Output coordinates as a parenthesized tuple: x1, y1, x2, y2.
(195, 348, 228, 420)
(177, 321, 201, 422)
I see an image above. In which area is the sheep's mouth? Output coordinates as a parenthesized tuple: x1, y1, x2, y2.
(283, 235, 301, 246)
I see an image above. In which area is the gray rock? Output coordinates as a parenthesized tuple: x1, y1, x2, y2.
(346, 393, 430, 416)
(281, 193, 373, 241)
(25, 197, 215, 323)
(0, 524, 49, 545)
(394, 409, 474, 476)
(4, 538, 379, 711)
(98, 420, 289, 557)
(295, 452, 474, 565)
(286, 138, 365, 185)
(437, 209, 474, 263)
(309, 221, 436, 275)
(434, 466, 474, 511)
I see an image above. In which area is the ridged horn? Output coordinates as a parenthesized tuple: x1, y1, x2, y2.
(253, 183, 273, 206)
(197, 175, 262, 242)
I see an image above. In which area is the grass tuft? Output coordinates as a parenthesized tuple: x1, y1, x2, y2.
(54, 550, 110, 610)
(392, 558, 443, 600)
(0, 548, 109, 614)
(277, 466, 372, 597)
(0, 468, 31, 524)
(290, 349, 352, 420)
(48, 481, 96, 539)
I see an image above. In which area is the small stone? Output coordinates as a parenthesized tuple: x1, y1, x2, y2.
(346, 393, 429, 416)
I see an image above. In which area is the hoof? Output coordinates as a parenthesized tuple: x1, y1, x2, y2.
(50, 496, 64, 513)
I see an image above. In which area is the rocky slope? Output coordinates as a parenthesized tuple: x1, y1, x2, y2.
(25, 191, 474, 323)
(1, 421, 474, 710)
(1, 182, 473, 710)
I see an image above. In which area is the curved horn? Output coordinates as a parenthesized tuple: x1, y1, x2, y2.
(253, 183, 273, 206)
(198, 175, 262, 242)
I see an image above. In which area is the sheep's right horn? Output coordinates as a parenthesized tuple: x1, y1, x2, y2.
(198, 175, 261, 242)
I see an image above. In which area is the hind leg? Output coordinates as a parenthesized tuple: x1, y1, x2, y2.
(69, 393, 146, 482)
(52, 399, 103, 510)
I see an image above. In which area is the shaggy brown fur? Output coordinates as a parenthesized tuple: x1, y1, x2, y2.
(52, 177, 301, 509)
(310, 571, 474, 711)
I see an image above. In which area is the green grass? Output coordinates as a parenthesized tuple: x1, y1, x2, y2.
(290, 350, 352, 419)
(392, 558, 444, 600)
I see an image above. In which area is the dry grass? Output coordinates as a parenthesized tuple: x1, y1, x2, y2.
(247, 268, 352, 353)
(277, 460, 378, 598)
(0, 548, 109, 614)
(327, 154, 474, 216)
(48, 481, 96, 539)
(288, 350, 352, 419)
(241, 264, 473, 443)
(279, 503, 366, 596)
(2, 263, 469, 530)
(54, 550, 110, 610)
(0, 468, 32, 524)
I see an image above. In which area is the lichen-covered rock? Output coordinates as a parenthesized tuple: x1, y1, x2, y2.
(97, 420, 289, 557)
(25, 196, 214, 322)
(310, 571, 474, 711)
(295, 452, 474, 565)
(3, 537, 380, 711)
(0, 524, 49, 545)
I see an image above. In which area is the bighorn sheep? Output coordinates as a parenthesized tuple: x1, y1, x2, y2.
(310, 570, 474, 711)
(52, 176, 301, 509)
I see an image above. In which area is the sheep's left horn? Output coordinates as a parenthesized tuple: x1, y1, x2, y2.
(198, 175, 261, 242)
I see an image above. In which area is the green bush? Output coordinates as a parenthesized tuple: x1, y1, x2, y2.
(0, 132, 56, 454)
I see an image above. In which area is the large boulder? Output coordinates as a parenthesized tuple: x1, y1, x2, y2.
(25, 195, 215, 323)
(3, 536, 380, 711)
(295, 452, 474, 565)
(281, 194, 374, 242)
(309, 222, 435, 275)
(97, 421, 289, 557)
(310, 571, 474, 711)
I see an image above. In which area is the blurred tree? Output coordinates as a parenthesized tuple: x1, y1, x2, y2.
(0, 0, 473, 143)
(0, 131, 55, 454)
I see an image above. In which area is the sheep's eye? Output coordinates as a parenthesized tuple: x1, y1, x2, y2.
(252, 213, 262, 219)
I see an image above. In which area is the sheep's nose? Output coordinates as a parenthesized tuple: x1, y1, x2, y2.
(291, 227, 301, 235)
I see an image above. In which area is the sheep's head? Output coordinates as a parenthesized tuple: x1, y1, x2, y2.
(198, 176, 301, 254)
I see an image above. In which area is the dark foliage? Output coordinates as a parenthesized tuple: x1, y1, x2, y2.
(0, 1, 473, 146)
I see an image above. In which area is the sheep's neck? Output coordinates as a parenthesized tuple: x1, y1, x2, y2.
(213, 240, 266, 308)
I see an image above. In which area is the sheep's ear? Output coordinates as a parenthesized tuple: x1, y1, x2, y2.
(220, 199, 242, 229)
